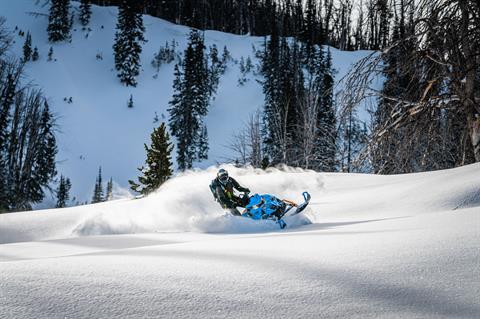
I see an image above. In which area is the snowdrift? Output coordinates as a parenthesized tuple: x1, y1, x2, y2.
(1, 164, 479, 319)
(1, 163, 479, 244)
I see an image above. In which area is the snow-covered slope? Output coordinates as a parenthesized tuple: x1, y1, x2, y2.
(1, 164, 479, 318)
(0, 0, 374, 205)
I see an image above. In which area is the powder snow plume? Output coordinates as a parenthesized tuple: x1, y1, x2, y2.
(72, 165, 318, 236)
(0, 165, 319, 243)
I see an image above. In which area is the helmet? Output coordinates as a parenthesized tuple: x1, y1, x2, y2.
(217, 169, 229, 184)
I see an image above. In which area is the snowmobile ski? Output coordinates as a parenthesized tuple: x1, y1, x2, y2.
(286, 191, 311, 217)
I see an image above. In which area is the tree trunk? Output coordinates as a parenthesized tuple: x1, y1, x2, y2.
(459, 1, 479, 162)
(467, 110, 480, 162)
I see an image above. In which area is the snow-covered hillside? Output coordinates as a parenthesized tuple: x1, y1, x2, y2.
(1, 164, 479, 318)
(0, 0, 374, 205)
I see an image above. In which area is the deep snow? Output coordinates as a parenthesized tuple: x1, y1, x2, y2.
(1, 2, 478, 317)
(1, 164, 479, 318)
(0, 0, 375, 205)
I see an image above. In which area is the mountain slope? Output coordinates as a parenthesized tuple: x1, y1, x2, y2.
(0, 0, 374, 205)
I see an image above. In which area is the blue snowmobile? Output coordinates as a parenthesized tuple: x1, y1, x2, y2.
(241, 191, 311, 229)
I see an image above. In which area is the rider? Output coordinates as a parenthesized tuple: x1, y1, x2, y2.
(211, 169, 250, 216)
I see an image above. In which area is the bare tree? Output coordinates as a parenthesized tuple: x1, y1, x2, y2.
(227, 110, 264, 167)
(247, 110, 263, 167)
(340, 0, 480, 172)
(297, 89, 319, 169)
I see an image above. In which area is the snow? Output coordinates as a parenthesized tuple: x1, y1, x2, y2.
(2, 3, 478, 317)
(1, 163, 479, 318)
(0, 0, 374, 205)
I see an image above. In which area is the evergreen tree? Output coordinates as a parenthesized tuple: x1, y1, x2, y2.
(105, 177, 113, 200)
(168, 29, 211, 170)
(220, 45, 231, 73)
(8, 96, 58, 211)
(302, 0, 318, 67)
(339, 109, 368, 172)
(167, 63, 191, 169)
(113, 0, 146, 87)
(313, 47, 336, 171)
(198, 124, 209, 161)
(0, 67, 20, 212)
(56, 175, 71, 208)
(22, 32, 32, 62)
(48, 47, 54, 61)
(245, 56, 253, 72)
(47, 0, 71, 42)
(91, 166, 104, 203)
(239, 56, 246, 74)
(34, 101, 58, 192)
(261, 5, 282, 164)
(32, 47, 39, 61)
(129, 122, 173, 195)
(0, 61, 58, 212)
(79, 0, 92, 26)
(208, 44, 221, 90)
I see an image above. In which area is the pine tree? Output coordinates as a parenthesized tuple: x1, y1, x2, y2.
(261, 5, 282, 164)
(208, 44, 221, 90)
(47, 0, 71, 42)
(9, 98, 58, 211)
(220, 45, 231, 73)
(79, 0, 92, 27)
(129, 122, 173, 195)
(26, 101, 58, 207)
(339, 109, 368, 172)
(113, 0, 146, 87)
(0, 61, 58, 212)
(56, 175, 72, 208)
(0, 67, 19, 212)
(197, 124, 209, 161)
(245, 56, 253, 72)
(91, 166, 104, 203)
(302, 0, 317, 69)
(48, 47, 54, 61)
(22, 32, 32, 62)
(314, 47, 336, 171)
(32, 47, 39, 61)
(167, 63, 191, 169)
(105, 177, 113, 200)
(168, 29, 211, 170)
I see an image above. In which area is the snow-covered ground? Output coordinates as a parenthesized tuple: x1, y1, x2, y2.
(1, 163, 479, 318)
(0, 0, 374, 205)
(2, 3, 477, 316)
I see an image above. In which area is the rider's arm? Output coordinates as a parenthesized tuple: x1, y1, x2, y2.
(231, 178, 250, 193)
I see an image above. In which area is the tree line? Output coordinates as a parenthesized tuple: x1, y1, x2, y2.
(88, 0, 395, 51)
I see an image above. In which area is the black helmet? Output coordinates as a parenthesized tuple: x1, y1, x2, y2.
(217, 169, 229, 184)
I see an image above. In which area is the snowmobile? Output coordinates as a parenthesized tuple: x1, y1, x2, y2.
(240, 191, 311, 229)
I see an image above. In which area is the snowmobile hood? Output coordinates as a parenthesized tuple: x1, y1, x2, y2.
(246, 194, 264, 210)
